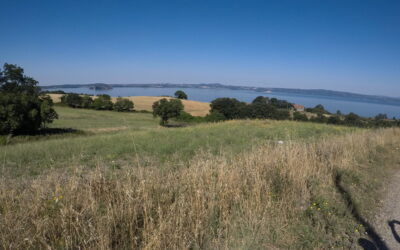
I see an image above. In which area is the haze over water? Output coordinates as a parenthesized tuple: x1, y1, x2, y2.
(52, 87, 400, 118)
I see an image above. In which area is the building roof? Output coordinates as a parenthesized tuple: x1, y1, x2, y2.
(293, 104, 305, 109)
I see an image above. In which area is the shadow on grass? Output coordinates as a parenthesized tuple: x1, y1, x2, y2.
(334, 172, 389, 250)
(1, 128, 86, 145)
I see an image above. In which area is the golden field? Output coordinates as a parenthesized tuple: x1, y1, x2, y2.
(47, 94, 210, 116)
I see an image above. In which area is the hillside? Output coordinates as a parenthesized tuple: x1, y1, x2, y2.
(47, 94, 211, 116)
(1, 107, 399, 249)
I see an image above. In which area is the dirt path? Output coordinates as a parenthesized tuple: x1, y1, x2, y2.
(367, 170, 400, 249)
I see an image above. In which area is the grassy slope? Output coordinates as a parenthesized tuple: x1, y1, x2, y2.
(2, 107, 399, 249)
(49, 106, 158, 132)
(2, 107, 356, 176)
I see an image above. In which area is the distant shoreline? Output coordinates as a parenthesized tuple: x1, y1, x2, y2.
(41, 83, 400, 107)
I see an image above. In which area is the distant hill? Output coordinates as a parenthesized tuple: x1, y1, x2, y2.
(41, 83, 400, 106)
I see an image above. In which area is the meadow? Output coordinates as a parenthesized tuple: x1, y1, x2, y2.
(1, 106, 399, 249)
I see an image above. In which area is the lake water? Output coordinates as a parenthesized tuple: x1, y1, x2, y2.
(51, 87, 400, 118)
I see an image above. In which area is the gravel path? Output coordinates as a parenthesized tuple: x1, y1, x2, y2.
(370, 170, 400, 249)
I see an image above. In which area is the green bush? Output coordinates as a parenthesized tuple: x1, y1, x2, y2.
(114, 98, 134, 112)
(92, 94, 113, 110)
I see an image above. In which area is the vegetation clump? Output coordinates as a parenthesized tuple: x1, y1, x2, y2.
(174, 90, 188, 99)
(113, 97, 134, 112)
(0, 63, 58, 134)
(152, 98, 184, 125)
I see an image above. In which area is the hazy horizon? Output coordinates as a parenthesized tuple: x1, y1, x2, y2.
(1, 0, 399, 97)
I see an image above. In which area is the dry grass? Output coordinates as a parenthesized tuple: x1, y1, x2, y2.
(47, 94, 210, 116)
(1, 128, 399, 249)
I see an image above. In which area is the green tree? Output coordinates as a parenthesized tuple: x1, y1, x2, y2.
(210, 98, 247, 119)
(81, 95, 94, 108)
(92, 94, 113, 110)
(40, 95, 59, 127)
(174, 90, 188, 100)
(114, 98, 134, 112)
(61, 93, 83, 108)
(152, 98, 184, 125)
(0, 63, 57, 134)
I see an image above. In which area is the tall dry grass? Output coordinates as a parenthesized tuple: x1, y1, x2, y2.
(1, 128, 399, 249)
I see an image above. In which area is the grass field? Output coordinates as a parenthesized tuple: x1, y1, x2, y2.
(1, 106, 399, 249)
(48, 94, 211, 116)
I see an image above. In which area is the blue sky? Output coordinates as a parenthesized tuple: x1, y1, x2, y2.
(1, 0, 399, 96)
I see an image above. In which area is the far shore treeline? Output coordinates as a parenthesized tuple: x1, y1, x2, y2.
(1, 63, 400, 135)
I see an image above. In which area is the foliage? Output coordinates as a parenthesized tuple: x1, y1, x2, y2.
(306, 104, 330, 115)
(0, 63, 57, 134)
(91, 94, 113, 110)
(81, 95, 94, 109)
(61, 93, 83, 108)
(210, 98, 247, 119)
(152, 98, 184, 125)
(113, 98, 134, 112)
(205, 110, 226, 122)
(293, 111, 308, 121)
(174, 90, 188, 99)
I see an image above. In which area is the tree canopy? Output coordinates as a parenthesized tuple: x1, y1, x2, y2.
(174, 90, 188, 100)
(0, 63, 58, 134)
(152, 98, 184, 125)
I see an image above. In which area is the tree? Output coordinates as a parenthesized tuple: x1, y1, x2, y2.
(174, 90, 188, 100)
(81, 95, 94, 108)
(40, 95, 58, 127)
(210, 98, 247, 119)
(114, 98, 134, 112)
(152, 98, 184, 125)
(92, 94, 113, 110)
(61, 93, 83, 108)
(0, 63, 57, 134)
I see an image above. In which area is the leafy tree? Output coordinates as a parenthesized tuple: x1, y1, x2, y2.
(40, 95, 58, 127)
(61, 93, 83, 108)
(174, 90, 188, 100)
(152, 98, 184, 125)
(210, 98, 247, 119)
(0, 63, 57, 134)
(92, 94, 113, 110)
(81, 95, 94, 108)
(293, 111, 308, 121)
(252, 96, 269, 104)
(114, 98, 134, 112)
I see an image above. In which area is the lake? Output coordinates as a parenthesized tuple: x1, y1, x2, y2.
(50, 87, 400, 118)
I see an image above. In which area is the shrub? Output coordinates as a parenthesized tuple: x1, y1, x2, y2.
(152, 98, 184, 125)
(114, 98, 134, 112)
(293, 111, 308, 121)
(205, 110, 226, 122)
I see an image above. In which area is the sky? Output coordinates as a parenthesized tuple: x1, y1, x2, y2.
(1, 0, 400, 97)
